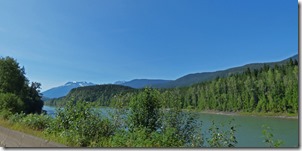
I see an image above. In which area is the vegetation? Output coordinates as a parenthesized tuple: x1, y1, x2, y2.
(45, 100, 115, 147)
(45, 84, 137, 107)
(0, 56, 43, 115)
(10, 113, 51, 130)
(206, 120, 237, 147)
(1, 88, 290, 147)
(164, 59, 299, 114)
(46, 59, 298, 115)
(262, 125, 283, 147)
(0, 88, 241, 147)
(128, 88, 161, 132)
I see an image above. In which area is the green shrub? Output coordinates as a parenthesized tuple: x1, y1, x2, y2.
(9, 112, 26, 123)
(206, 119, 238, 147)
(21, 114, 52, 130)
(108, 88, 204, 147)
(45, 100, 115, 147)
(262, 125, 283, 147)
(109, 127, 184, 147)
(128, 88, 161, 132)
(160, 109, 204, 147)
(0, 93, 24, 114)
(109, 128, 154, 147)
(0, 110, 13, 120)
(150, 127, 184, 147)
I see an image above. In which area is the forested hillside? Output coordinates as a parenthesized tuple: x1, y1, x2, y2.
(45, 84, 137, 106)
(161, 59, 298, 113)
(46, 59, 298, 114)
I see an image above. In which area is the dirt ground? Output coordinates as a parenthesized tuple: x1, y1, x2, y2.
(0, 126, 66, 147)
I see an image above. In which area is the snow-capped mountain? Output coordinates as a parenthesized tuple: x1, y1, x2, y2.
(114, 81, 126, 85)
(42, 81, 95, 99)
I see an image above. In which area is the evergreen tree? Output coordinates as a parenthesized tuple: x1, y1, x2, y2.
(128, 88, 161, 132)
(0, 56, 43, 114)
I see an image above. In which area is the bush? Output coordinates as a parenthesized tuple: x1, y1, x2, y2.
(206, 119, 238, 147)
(160, 108, 204, 147)
(109, 128, 152, 147)
(128, 88, 161, 132)
(9, 112, 26, 123)
(150, 127, 184, 147)
(108, 88, 205, 147)
(21, 114, 52, 130)
(45, 100, 115, 147)
(0, 93, 24, 114)
(0, 110, 13, 120)
(262, 125, 283, 147)
(109, 127, 184, 147)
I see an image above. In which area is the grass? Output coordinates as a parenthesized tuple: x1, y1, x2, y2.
(0, 118, 43, 137)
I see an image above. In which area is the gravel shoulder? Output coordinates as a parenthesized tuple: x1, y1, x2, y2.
(0, 126, 66, 147)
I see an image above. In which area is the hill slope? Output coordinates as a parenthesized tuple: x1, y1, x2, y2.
(44, 84, 137, 106)
(154, 54, 298, 88)
(115, 79, 172, 88)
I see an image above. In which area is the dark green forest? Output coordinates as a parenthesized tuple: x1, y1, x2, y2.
(161, 59, 299, 113)
(46, 59, 298, 114)
(46, 84, 137, 106)
(0, 57, 43, 115)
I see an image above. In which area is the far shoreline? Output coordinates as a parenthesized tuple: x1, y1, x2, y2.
(44, 105, 299, 120)
(182, 109, 298, 120)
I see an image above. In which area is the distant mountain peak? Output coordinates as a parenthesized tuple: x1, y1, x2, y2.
(114, 81, 126, 85)
(42, 81, 96, 99)
(64, 81, 94, 86)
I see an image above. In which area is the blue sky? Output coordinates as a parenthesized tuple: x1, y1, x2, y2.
(0, 0, 298, 91)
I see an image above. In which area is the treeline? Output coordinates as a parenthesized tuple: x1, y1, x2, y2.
(0, 57, 43, 116)
(46, 59, 298, 114)
(161, 59, 298, 113)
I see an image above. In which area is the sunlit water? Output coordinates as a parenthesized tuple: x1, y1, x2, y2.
(43, 105, 298, 147)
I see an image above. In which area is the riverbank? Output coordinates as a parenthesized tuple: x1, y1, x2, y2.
(190, 110, 298, 119)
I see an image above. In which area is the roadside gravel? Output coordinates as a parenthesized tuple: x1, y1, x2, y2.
(0, 126, 66, 147)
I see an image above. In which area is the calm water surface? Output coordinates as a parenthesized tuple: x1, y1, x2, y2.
(43, 105, 298, 147)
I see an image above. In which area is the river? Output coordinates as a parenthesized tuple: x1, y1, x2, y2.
(42, 105, 298, 147)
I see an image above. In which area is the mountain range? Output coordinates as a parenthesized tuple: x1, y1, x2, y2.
(114, 54, 298, 88)
(42, 54, 298, 99)
(114, 79, 172, 89)
(152, 54, 298, 88)
(42, 81, 95, 99)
